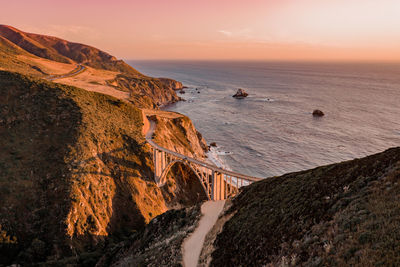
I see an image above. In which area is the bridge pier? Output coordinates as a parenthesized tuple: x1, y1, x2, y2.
(211, 171, 225, 200)
(153, 149, 165, 186)
(149, 142, 260, 200)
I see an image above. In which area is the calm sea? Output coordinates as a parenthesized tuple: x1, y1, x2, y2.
(128, 60, 400, 178)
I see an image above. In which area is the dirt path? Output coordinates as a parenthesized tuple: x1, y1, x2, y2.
(182, 200, 225, 267)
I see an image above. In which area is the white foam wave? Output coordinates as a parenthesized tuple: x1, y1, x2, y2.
(206, 146, 232, 170)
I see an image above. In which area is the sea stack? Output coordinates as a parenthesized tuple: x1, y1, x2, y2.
(233, 88, 249, 98)
(312, 109, 325, 117)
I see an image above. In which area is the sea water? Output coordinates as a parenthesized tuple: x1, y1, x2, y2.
(128, 60, 400, 178)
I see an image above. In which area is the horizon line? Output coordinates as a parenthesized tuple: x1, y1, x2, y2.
(125, 58, 400, 64)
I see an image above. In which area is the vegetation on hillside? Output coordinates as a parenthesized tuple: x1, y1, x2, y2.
(0, 36, 45, 76)
(211, 147, 400, 266)
(0, 71, 162, 264)
(0, 70, 207, 265)
(97, 206, 202, 267)
(0, 24, 183, 108)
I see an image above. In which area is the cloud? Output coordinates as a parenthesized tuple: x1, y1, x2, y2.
(218, 28, 255, 40)
(218, 30, 233, 37)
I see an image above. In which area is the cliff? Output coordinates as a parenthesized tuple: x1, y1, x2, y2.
(99, 147, 400, 266)
(146, 110, 208, 159)
(0, 71, 205, 265)
(159, 78, 183, 90)
(144, 109, 209, 208)
(108, 74, 181, 108)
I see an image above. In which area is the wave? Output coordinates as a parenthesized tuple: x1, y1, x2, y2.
(206, 146, 232, 171)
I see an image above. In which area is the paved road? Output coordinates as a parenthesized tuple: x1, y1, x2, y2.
(46, 64, 86, 81)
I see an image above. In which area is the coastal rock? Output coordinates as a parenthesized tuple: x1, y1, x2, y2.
(159, 78, 184, 90)
(233, 88, 249, 98)
(312, 109, 325, 117)
(179, 90, 185, 94)
(210, 142, 217, 147)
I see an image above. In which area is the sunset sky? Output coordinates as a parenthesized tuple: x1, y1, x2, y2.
(2, 0, 400, 61)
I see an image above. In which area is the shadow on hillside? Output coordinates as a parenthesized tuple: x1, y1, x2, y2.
(69, 135, 209, 255)
(69, 136, 155, 247)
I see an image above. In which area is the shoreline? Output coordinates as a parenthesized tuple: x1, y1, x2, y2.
(160, 95, 233, 172)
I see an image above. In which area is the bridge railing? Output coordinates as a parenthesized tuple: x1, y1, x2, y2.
(147, 135, 262, 183)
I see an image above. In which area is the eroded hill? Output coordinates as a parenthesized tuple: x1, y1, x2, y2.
(0, 71, 206, 265)
(0, 25, 182, 108)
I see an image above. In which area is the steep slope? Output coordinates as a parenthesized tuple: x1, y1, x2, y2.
(0, 25, 182, 107)
(99, 147, 400, 266)
(0, 71, 202, 265)
(209, 147, 400, 266)
(0, 36, 47, 76)
(0, 25, 133, 74)
(0, 25, 73, 64)
(97, 206, 202, 267)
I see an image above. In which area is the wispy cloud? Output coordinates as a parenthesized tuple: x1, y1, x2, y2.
(218, 28, 254, 40)
(218, 30, 233, 37)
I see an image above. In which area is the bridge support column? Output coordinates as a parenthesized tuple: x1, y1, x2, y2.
(153, 149, 158, 181)
(212, 171, 225, 200)
(154, 149, 163, 185)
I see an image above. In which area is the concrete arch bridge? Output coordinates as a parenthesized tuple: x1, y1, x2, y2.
(145, 117, 262, 200)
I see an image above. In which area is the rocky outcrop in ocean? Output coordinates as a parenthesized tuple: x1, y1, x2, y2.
(312, 109, 325, 117)
(232, 88, 249, 98)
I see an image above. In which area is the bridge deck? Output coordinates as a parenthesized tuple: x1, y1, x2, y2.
(146, 118, 262, 182)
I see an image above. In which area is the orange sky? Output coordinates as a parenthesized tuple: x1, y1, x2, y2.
(2, 0, 400, 61)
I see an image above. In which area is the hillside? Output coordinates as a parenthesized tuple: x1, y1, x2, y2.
(0, 25, 137, 75)
(0, 25, 182, 108)
(100, 147, 400, 266)
(209, 147, 400, 266)
(0, 71, 205, 265)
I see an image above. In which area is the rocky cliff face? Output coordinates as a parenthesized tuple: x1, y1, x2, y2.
(159, 78, 183, 90)
(150, 113, 208, 159)
(109, 74, 182, 108)
(0, 71, 205, 265)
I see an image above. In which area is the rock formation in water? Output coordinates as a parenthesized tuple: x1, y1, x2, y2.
(232, 88, 249, 98)
(313, 109, 325, 117)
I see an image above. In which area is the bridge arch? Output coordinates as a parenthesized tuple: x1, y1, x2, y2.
(159, 159, 211, 200)
(145, 116, 262, 200)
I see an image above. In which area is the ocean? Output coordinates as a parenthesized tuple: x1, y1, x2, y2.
(127, 60, 400, 178)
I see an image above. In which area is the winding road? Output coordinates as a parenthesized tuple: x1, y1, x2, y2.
(46, 64, 86, 81)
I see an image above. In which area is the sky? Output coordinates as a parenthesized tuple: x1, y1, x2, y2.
(2, 0, 400, 61)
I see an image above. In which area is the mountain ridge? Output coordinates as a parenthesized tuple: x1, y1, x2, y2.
(0, 24, 182, 108)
